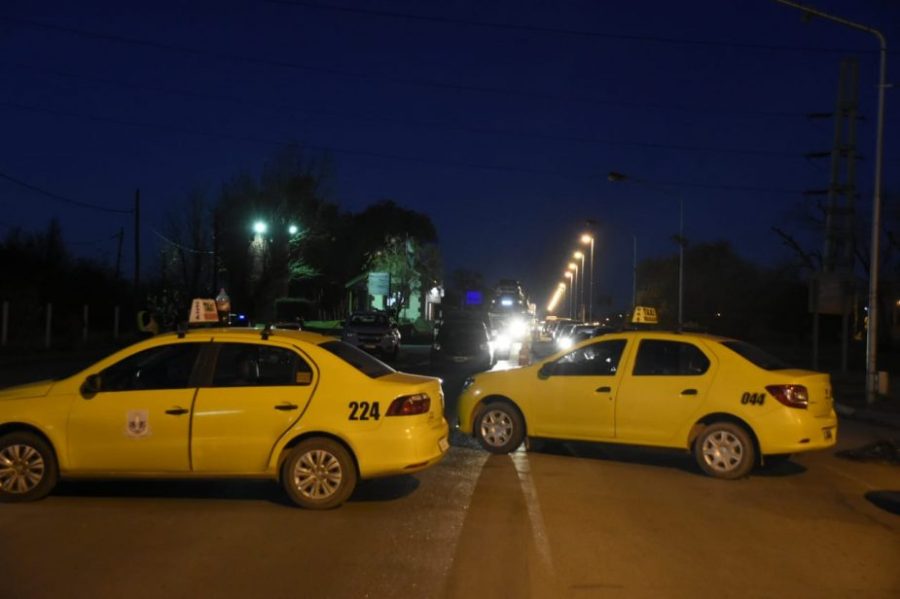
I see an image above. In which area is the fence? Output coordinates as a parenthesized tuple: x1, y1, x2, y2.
(0, 300, 138, 351)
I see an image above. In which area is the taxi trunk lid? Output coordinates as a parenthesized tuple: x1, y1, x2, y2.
(771, 369, 833, 416)
(380, 372, 445, 418)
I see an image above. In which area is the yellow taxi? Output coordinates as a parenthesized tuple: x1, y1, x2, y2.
(457, 327, 837, 478)
(0, 328, 449, 508)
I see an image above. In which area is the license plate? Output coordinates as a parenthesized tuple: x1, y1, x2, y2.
(363, 344, 376, 349)
(452, 356, 468, 363)
(438, 437, 449, 452)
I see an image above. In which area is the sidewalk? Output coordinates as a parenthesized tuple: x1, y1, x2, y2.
(831, 372, 900, 430)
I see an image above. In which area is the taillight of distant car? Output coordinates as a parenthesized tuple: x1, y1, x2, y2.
(387, 393, 431, 416)
(765, 385, 809, 409)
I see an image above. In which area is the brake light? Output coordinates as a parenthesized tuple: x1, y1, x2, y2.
(386, 393, 431, 416)
(766, 385, 809, 409)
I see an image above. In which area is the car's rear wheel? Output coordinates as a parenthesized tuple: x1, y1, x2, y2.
(694, 422, 755, 479)
(0, 432, 58, 502)
(476, 403, 524, 454)
(281, 438, 357, 509)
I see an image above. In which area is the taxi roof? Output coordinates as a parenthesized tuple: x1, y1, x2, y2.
(158, 326, 336, 345)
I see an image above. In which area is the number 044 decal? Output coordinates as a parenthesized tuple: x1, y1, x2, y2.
(348, 401, 380, 421)
(741, 392, 765, 406)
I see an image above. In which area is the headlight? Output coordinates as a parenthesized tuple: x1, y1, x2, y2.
(432, 342, 441, 351)
(462, 376, 475, 392)
(506, 317, 527, 339)
(557, 337, 573, 350)
(494, 334, 511, 350)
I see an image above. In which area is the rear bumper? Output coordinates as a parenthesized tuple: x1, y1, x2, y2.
(354, 417, 450, 478)
(756, 409, 838, 455)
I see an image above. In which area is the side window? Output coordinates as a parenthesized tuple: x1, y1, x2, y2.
(211, 343, 313, 387)
(99, 344, 202, 392)
(632, 340, 710, 376)
(553, 340, 626, 376)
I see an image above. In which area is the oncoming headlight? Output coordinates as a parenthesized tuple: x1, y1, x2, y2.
(506, 318, 527, 339)
(494, 334, 511, 350)
(557, 337, 573, 350)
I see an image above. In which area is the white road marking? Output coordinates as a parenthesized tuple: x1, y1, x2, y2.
(823, 464, 878, 491)
(510, 450, 556, 577)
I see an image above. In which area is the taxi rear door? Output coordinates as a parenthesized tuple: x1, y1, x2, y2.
(190, 342, 316, 473)
(615, 337, 716, 444)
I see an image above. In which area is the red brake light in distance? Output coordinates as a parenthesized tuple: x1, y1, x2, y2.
(386, 393, 431, 416)
(766, 385, 809, 409)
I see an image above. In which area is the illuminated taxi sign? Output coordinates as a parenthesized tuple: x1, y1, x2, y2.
(631, 306, 658, 324)
(189, 298, 220, 324)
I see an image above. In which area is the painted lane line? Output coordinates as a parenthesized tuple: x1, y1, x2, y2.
(510, 450, 556, 578)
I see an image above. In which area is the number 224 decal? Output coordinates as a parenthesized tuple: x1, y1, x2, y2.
(741, 392, 765, 406)
(348, 401, 380, 421)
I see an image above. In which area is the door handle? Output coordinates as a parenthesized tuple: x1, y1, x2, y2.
(275, 403, 299, 411)
(595, 386, 611, 393)
(165, 407, 190, 415)
(681, 389, 698, 396)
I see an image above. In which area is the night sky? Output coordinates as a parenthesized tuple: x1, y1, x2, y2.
(1, 0, 898, 311)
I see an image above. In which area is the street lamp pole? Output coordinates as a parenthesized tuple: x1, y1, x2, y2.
(568, 263, 578, 320)
(564, 272, 574, 318)
(581, 233, 594, 321)
(773, 0, 888, 404)
(574, 251, 585, 320)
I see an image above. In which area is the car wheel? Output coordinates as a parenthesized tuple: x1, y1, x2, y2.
(476, 403, 525, 454)
(281, 438, 357, 509)
(0, 431, 58, 502)
(694, 422, 755, 479)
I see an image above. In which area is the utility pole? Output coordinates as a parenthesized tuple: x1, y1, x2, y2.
(114, 227, 124, 280)
(808, 58, 859, 372)
(134, 189, 141, 289)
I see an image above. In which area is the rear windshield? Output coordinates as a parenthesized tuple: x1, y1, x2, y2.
(720, 341, 791, 370)
(349, 314, 388, 326)
(320, 340, 394, 378)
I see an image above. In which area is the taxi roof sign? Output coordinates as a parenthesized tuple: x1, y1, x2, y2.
(189, 298, 220, 324)
(631, 306, 658, 324)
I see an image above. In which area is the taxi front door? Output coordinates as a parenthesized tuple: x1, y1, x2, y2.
(529, 339, 628, 441)
(66, 343, 202, 472)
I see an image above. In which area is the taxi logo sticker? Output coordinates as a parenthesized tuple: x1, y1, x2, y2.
(126, 410, 151, 437)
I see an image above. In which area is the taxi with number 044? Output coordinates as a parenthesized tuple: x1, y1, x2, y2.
(457, 329, 837, 478)
(0, 328, 449, 508)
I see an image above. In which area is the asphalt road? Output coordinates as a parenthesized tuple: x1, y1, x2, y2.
(1, 344, 898, 598)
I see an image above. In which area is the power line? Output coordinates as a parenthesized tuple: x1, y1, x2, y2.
(0, 58, 811, 121)
(152, 228, 214, 255)
(0, 169, 132, 214)
(0, 97, 803, 166)
(266, 0, 886, 55)
(68, 231, 121, 246)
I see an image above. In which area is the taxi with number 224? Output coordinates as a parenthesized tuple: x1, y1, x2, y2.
(458, 329, 837, 478)
(0, 328, 449, 508)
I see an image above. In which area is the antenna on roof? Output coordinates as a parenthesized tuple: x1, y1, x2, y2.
(260, 323, 272, 340)
(176, 322, 188, 339)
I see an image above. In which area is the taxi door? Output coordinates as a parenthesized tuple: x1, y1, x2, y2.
(66, 343, 203, 472)
(615, 338, 716, 444)
(190, 342, 316, 473)
(529, 339, 628, 440)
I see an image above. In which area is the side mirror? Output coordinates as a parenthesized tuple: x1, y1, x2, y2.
(80, 374, 101, 398)
(537, 363, 554, 380)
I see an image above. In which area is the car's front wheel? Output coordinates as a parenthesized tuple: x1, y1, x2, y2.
(281, 438, 357, 509)
(475, 403, 524, 454)
(694, 422, 755, 479)
(0, 432, 58, 502)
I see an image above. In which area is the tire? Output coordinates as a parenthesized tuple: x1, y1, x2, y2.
(281, 438, 357, 509)
(694, 422, 755, 479)
(475, 402, 525, 454)
(0, 431, 58, 503)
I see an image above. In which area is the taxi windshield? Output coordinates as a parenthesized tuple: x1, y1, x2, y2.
(320, 340, 394, 378)
(720, 340, 792, 370)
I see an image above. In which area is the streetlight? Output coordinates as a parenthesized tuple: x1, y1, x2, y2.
(252, 221, 268, 235)
(288, 224, 299, 236)
(581, 233, 594, 320)
(773, 1, 889, 404)
(608, 171, 684, 328)
(564, 272, 574, 318)
(573, 251, 585, 320)
(567, 262, 579, 320)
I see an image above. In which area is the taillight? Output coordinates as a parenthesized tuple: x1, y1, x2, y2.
(766, 385, 809, 409)
(386, 393, 431, 416)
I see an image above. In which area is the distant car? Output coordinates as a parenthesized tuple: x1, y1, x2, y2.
(558, 323, 611, 349)
(341, 312, 401, 359)
(0, 328, 449, 508)
(431, 319, 494, 371)
(457, 330, 837, 479)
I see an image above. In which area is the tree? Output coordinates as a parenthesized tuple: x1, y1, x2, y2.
(365, 235, 442, 319)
